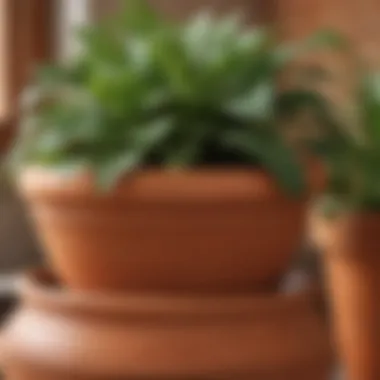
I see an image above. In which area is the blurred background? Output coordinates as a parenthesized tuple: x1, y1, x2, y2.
(0, 0, 380, 317)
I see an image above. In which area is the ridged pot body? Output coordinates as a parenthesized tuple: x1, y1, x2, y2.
(19, 167, 307, 292)
(310, 211, 380, 380)
(1, 270, 332, 380)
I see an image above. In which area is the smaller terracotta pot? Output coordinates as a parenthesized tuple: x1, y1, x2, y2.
(310, 210, 380, 380)
(1, 269, 333, 380)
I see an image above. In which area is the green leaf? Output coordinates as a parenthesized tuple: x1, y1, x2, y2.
(274, 29, 347, 67)
(275, 89, 329, 119)
(119, 0, 162, 33)
(225, 82, 274, 120)
(95, 151, 141, 190)
(304, 29, 348, 51)
(222, 129, 305, 195)
(94, 117, 175, 189)
(184, 12, 241, 66)
(237, 27, 271, 52)
(360, 72, 380, 146)
(152, 32, 196, 100)
(164, 124, 209, 167)
(133, 117, 175, 151)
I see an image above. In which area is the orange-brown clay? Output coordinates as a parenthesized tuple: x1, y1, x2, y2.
(1, 269, 333, 380)
(310, 211, 380, 380)
(18, 167, 309, 292)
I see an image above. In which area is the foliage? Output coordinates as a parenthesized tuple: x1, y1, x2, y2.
(12, 0, 340, 193)
(306, 70, 380, 212)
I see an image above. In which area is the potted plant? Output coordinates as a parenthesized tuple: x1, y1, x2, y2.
(308, 69, 380, 380)
(11, 1, 335, 292)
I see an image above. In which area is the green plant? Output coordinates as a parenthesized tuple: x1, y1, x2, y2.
(305, 69, 380, 213)
(12, 0, 340, 192)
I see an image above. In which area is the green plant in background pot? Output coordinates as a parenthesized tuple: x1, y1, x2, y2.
(308, 70, 380, 380)
(12, 0, 338, 292)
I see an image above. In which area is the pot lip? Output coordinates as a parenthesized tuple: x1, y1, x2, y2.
(19, 269, 318, 318)
(309, 201, 380, 256)
(17, 165, 302, 202)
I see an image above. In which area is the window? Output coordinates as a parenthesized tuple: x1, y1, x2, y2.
(0, 0, 11, 121)
(58, 0, 90, 60)
(0, 0, 53, 152)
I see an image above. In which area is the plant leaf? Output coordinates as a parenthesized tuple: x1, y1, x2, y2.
(95, 151, 141, 190)
(222, 129, 305, 195)
(225, 82, 274, 120)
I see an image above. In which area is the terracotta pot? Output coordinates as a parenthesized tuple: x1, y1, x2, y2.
(310, 210, 380, 380)
(18, 167, 313, 292)
(1, 269, 332, 380)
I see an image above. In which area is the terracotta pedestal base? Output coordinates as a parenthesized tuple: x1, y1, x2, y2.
(1, 270, 333, 380)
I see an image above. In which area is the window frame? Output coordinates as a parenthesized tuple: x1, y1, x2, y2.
(0, 0, 54, 153)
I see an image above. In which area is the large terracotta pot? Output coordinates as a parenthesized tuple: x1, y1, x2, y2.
(1, 269, 333, 380)
(310, 210, 380, 380)
(18, 167, 313, 292)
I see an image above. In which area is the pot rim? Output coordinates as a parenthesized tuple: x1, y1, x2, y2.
(19, 269, 319, 319)
(17, 166, 305, 202)
(310, 208, 380, 257)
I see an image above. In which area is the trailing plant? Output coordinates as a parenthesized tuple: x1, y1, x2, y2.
(12, 0, 341, 193)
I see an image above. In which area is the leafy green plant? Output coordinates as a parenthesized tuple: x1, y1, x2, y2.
(303, 69, 380, 213)
(12, 0, 340, 192)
